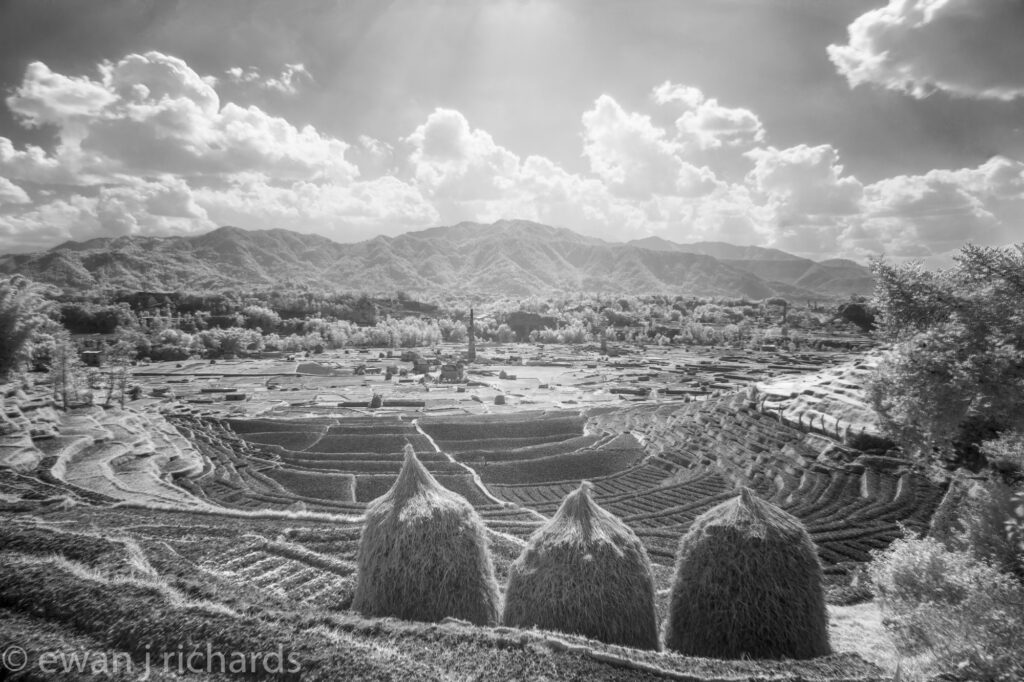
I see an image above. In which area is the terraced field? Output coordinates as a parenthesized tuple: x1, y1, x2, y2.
(0, 351, 940, 680)
(583, 394, 944, 571)
(168, 391, 945, 577)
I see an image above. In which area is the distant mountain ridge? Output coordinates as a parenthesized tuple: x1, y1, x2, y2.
(625, 236, 873, 296)
(0, 220, 872, 299)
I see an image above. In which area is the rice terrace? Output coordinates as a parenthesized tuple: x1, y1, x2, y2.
(3, 2, 1024, 681)
(0, 327, 967, 680)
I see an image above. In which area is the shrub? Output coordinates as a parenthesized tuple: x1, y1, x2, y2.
(663, 487, 830, 659)
(869, 535, 1024, 680)
(352, 445, 500, 625)
(502, 481, 659, 650)
(930, 477, 1024, 581)
(981, 429, 1024, 475)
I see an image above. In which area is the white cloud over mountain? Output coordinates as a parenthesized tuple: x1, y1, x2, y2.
(829, 0, 1024, 101)
(0, 52, 1021, 261)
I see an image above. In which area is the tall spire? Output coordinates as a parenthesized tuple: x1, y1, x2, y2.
(468, 307, 477, 362)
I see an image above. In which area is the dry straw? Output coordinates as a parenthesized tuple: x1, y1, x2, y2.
(352, 445, 500, 625)
(502, 481, 659, 650)
(664, 487, 831, 659)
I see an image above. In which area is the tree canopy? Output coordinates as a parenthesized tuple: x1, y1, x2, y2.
(869, 244, 1024, 466)
(0, 276, 56, 382)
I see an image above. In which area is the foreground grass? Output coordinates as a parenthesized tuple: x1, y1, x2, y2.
(0, 509, 887, 681)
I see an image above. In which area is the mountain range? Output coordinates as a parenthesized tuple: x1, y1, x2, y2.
(0, 220, 872, 299)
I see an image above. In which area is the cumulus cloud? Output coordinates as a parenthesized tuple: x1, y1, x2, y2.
(0, 177, 31, 205)
(6, 52, 356, 182)
(0, 195, 99, 250)
(829, 0, 1024, 100)
(746, 145, 863, 218)
(6, 62, 117, 128)
(0, 138, 76, 184)
(406, 108, 521, 201)
(652, 82, 765, 151)
(582, 94, 719, 198)
(741, 145, 863, 254)
(96, 176, 212, 238)
(859, 156, 1024, 255)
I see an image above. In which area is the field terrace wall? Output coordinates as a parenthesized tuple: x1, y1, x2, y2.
(1, 384, 213, 510)
(754, 356, 886, 446)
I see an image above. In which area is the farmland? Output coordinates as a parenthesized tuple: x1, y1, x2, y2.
(0, 340, 930, 680)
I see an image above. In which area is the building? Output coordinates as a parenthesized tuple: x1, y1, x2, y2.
(438, 362, 466, 383)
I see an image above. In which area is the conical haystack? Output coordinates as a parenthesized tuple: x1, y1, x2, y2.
(502, 481, 659, 649)
(664, 487, 830, 659)
(352, 445, 500, 625)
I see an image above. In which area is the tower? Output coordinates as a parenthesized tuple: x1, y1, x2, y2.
(468, 308, 477, 362)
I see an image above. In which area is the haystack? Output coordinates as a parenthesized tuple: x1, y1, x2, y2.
(352, 445, 500, 625)
(502, 481, 659, 649)
(663, 487, 830, 659)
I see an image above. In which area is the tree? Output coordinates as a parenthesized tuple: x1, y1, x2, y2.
(241, 305, 281, 332)
(0, 275, 56, 382)
(103, 339, 136, 408)
(49, 330, 86, 409)
(869, 245, 1024, 465)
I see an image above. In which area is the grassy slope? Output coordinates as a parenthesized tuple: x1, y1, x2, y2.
(0, 507, 884, 681)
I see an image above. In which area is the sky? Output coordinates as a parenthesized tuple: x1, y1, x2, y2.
(0, 0, 1023, 262)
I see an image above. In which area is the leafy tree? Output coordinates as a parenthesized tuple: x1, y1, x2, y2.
(869, 245, 1024, 465)
(241, 305, 281, 332)
(49, 330, 87, 409)
(103, 339, 137, 408)
(0, 275, 56, 382)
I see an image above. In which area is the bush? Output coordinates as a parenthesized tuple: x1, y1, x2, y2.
(981, 430, 1024, 475)
(930, 476, 1024, 581)
(869, 536, 1024, 680)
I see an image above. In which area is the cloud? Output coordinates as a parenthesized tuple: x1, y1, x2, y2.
(224, 63, 313, 95)
(859, 156, 1024, 255)
(0, 195, 98, 250)
(582, 94, 719, 198)
(0, 176, 214, 250)
(96, 176, 212, 238)
(406, 108, 521, 201)
(652, 82, 705, 109)
(6, 62, 117, 128)
(742, 144, 863, 254)
(6, 52, 356, 182)
(829, 0, 1024, 100)
(746, 144, 863, 218)
(0, 138, 74, 184)
(653, 82, 765, 151)
(0, 177, 30, 205)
